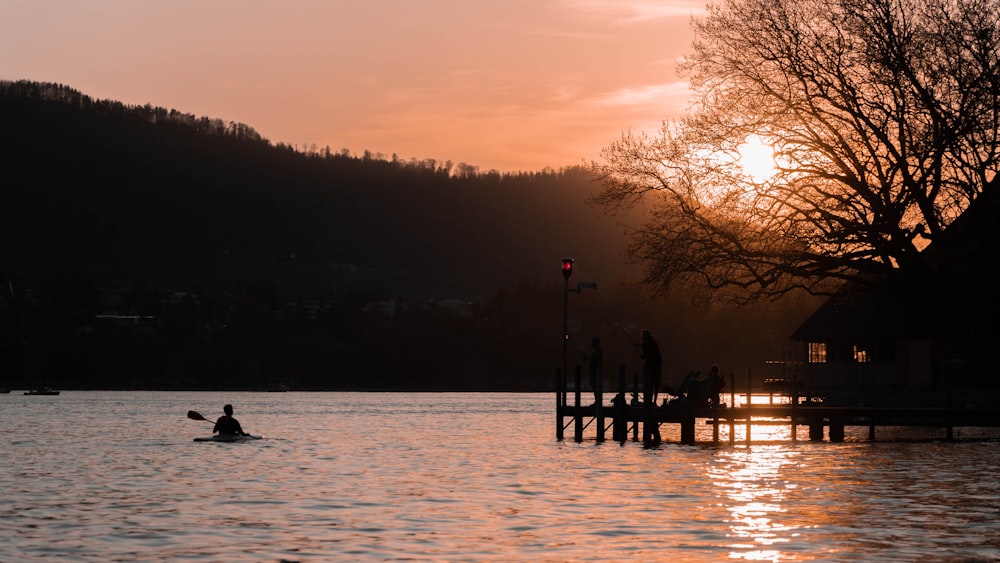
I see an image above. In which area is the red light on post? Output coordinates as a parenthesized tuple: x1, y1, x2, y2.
(561, 258, 574, 280)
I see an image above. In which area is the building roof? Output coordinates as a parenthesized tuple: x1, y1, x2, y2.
(791, 190, 1000, 342)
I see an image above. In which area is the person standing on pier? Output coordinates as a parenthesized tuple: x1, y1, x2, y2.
(586, 335, 603, 405)
(639, 329, 662, 406)
(639, 329, 662, 444)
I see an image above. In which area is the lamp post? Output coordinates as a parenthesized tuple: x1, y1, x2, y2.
(561, 258, 573, 405)
(560, 258, 597, 406)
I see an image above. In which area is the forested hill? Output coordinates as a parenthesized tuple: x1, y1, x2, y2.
(1, 80, 635, 299)
(0, 80, 816, 392)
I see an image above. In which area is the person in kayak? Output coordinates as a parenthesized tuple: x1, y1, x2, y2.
(213, 404, 248, 436)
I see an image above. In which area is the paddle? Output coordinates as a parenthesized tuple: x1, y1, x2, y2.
(187, 410, 213, 423)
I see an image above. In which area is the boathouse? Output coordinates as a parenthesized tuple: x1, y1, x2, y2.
(790, 190, 1000, 402)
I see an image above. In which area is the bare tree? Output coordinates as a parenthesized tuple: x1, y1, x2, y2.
(592, 0, 1000, 304)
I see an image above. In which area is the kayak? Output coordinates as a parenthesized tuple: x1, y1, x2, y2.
(193, 434, 262, 442)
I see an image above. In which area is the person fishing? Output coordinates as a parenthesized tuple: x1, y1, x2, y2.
(213, 404, 248, 437)
(639, 329, 662, 406)
(638, 329, 662, 445)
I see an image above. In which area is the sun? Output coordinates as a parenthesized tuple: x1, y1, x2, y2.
(737, 136, 777, 182)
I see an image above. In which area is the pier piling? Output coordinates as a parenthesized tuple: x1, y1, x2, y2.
(574, 366, 583, 443)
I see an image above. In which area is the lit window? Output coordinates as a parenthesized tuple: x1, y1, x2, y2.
(808, 342, 827, 363)
(854, 345, 870, 363)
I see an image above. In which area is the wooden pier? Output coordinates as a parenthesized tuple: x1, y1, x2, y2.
(556, 365, 1000, 445)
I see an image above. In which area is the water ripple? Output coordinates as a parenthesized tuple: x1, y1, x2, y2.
(2, 392, 1000, 561)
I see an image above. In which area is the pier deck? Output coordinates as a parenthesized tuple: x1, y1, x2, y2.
(556, 366, 1000, 445)
(557, 403, 1000, 445)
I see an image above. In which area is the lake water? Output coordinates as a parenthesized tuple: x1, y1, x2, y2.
(2, 391, 1000, 562)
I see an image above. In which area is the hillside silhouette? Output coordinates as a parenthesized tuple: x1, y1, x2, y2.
(0, 80, 816, 391)
(1, 80, 635, 297)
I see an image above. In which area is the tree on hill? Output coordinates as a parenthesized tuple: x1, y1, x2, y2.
(591, 0, 1000, 304)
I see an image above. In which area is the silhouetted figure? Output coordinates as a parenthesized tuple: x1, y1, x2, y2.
(638, 329, 662, 444)
(709, 364, 726, 407)
(585, 336, 603, 405)
(670, 369, 717, 406)
(639, 329, 662, 406)
(673, 370, 700, 405)
(213, 404, 247, 437)
(663, 378, 689, 405)
(689, 370, 713, 406)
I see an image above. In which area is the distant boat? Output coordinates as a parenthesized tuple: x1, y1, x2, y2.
(266, 382, 291, 392)
(0, 388, 10, 394)
(24, 388, 60, 396)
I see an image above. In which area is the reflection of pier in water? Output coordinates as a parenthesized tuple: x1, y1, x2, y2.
(556, 365, 1000, 445)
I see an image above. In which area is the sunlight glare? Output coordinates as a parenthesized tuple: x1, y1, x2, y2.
(711, 446, 803, 561)
(738, 136, 777, 182)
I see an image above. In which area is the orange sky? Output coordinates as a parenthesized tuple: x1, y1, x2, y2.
(2, 0, 704, 173)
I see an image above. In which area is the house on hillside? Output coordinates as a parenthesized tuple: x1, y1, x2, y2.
(789, 191, 1000, 398)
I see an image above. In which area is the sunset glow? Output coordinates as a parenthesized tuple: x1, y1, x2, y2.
(0, 0, 708, 172)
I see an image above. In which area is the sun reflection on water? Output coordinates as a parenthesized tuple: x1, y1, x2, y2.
(708, 446, 806, 561)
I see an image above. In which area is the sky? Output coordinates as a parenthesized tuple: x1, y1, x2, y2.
(1, 0, 705, 173)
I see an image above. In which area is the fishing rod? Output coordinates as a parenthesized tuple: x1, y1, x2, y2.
(574, 264, 643, 358)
